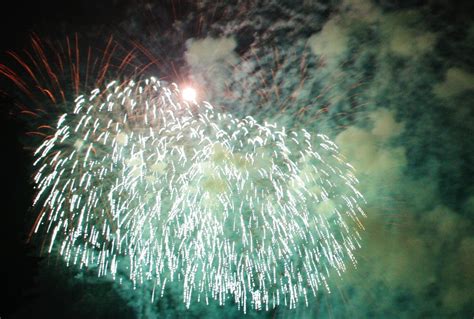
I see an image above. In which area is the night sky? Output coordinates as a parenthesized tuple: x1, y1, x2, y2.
(1, 0, 473, 318)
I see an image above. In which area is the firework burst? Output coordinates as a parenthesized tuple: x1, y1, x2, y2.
(31, 76, 366, 311)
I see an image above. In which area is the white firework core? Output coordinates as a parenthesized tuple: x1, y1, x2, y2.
(32, 77, 366, 311)
(181, 87, 197, 102)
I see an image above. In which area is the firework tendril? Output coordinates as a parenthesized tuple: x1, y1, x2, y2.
(32, 77, 366, 311)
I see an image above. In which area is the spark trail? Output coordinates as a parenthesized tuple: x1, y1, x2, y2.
(32, 77, 366, 311)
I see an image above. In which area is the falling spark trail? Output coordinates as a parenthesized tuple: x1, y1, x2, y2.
(32, 77, 366, 311)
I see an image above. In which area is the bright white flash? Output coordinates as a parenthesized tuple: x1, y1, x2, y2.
(182, 87, 197, 102)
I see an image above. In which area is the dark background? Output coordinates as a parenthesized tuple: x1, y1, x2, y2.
(0, 1, 156, 317)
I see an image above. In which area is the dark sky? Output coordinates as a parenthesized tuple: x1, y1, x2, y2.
(0, 1, 139, 318)
(1, 1, 473, 318)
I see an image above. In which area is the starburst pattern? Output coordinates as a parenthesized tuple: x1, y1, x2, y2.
(32, 77, 366, 311)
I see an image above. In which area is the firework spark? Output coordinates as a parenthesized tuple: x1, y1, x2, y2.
(31, 77, 366, 311)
